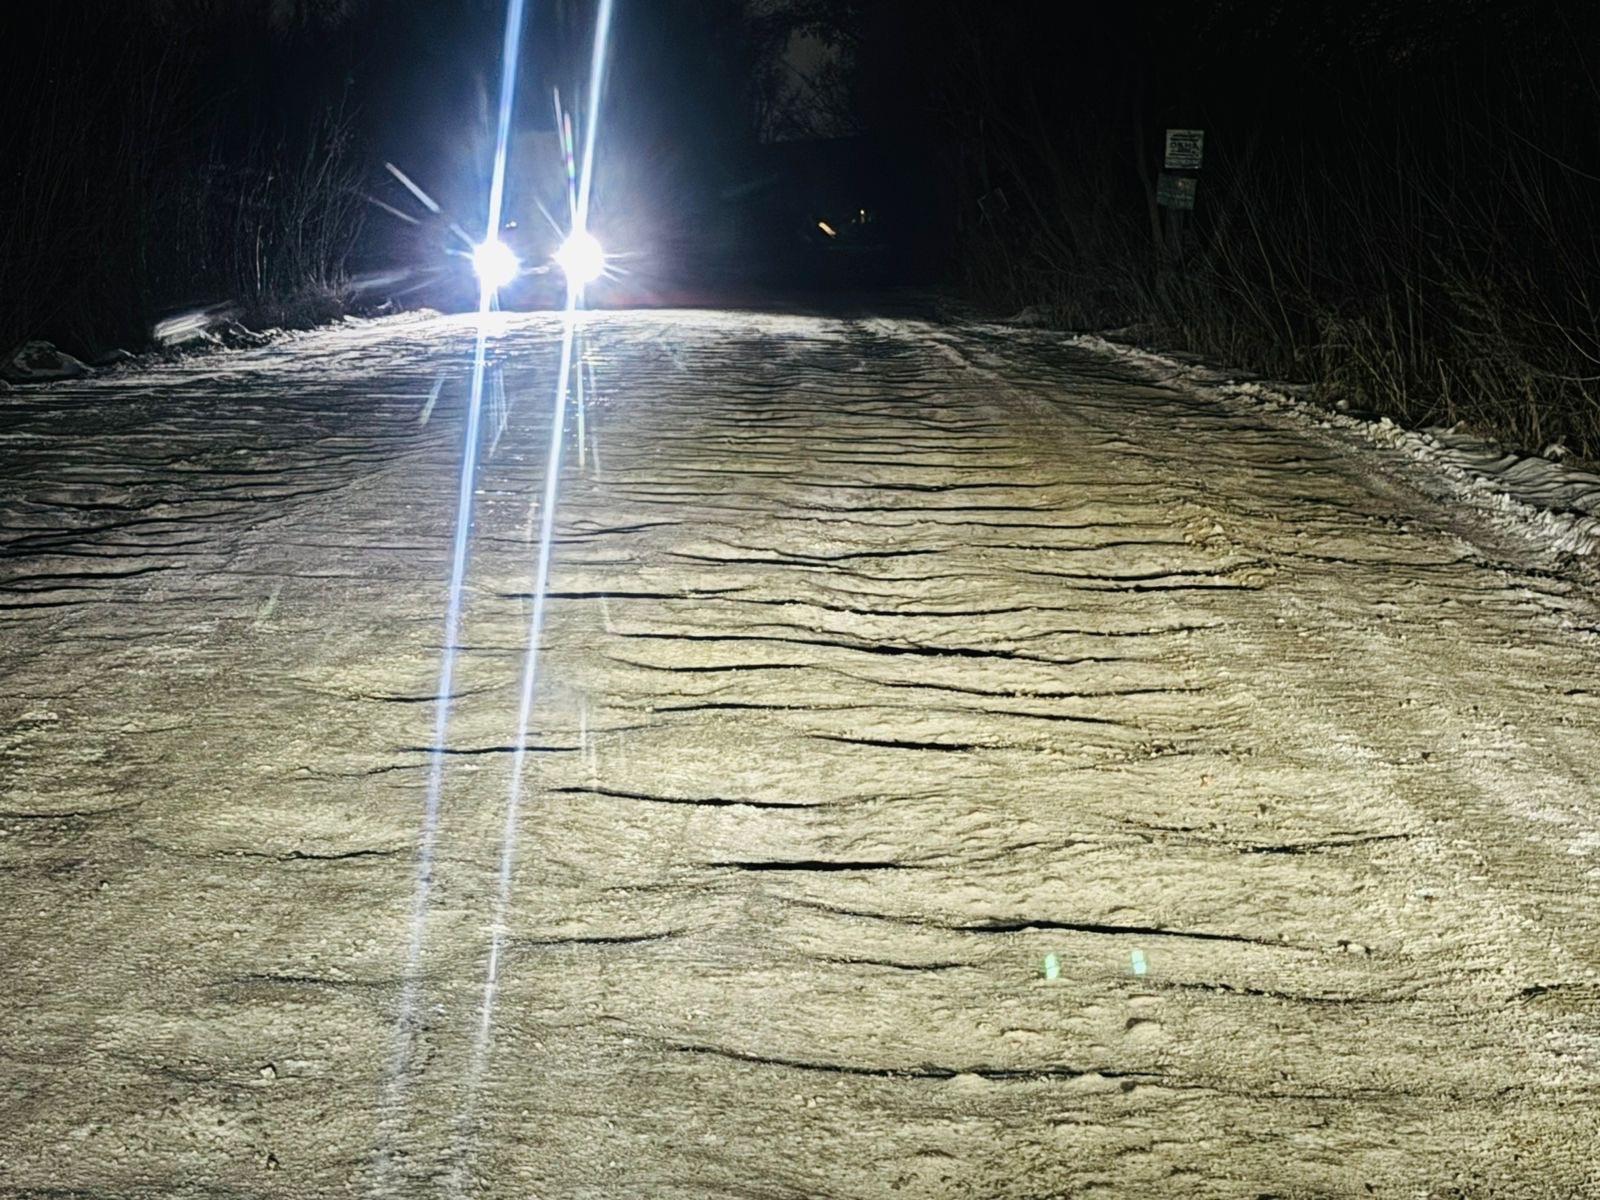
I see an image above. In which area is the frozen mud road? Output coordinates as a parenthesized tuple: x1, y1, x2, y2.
(3, 309, 1599, 1199)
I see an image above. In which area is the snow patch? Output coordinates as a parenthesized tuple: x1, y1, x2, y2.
(1004, 304, 1054, 328)
(1, 340, 91, 383)
(1064, 333, 1600, 561)
(152, 306, 230, 348)
(90, 347, 137, 368)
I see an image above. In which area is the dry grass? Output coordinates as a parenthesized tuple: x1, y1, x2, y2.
(0, 14, 366, 358)
(959, 79, 1600, 458)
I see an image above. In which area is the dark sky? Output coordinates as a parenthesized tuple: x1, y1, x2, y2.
(3, 1, 1597, 343)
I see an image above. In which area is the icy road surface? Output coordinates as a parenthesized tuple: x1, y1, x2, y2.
(2, 310, 1599, 1198)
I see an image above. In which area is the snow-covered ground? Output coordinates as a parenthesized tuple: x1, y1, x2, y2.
(1065, 331, 1600, 568)
(2, 310, 1597, 1197)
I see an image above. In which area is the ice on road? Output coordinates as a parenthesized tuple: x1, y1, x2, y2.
(2, 310, 1598, 1197)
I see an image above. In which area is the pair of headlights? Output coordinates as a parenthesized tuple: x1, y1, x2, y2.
(472, 230, 605, 290)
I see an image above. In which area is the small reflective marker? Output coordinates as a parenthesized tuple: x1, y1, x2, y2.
(1130, 949, 1148, 977)
(1042, 953, 1060, 981)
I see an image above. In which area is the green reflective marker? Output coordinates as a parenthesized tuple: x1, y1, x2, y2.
(1130, 949, 1148, 977)
(1043, 953, 1060, 981)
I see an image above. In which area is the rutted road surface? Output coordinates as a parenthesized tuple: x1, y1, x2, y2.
(2, 309, 1598, 1198)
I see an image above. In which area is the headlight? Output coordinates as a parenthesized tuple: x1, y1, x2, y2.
(553, 229, 605, 285)
(471, 239, 521, 290)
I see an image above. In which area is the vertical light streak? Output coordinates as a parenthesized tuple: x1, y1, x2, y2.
(454, 1, 616, 1178)
(449, 294, 580, 1189)
(489, 364, 509, 455)
(586, 357, 603, 478)
(561, 109, 579, 229)
(574, 0, 614, 235)
(378, 297, 492, 1186)
(474, 294, 577, 1047)
(575, 334, 587, 470)
(377, 0, 528, 1187)
(482, 0, 528, 285)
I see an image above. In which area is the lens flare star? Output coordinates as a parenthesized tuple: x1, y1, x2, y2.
(471, 238, 521, 290)
(553, 228, 604, 285)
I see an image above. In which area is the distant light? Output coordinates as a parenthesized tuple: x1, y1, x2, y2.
(553, 229, 605, 285)
(472, 239, 521, 290)
(817, 220, 837, 237)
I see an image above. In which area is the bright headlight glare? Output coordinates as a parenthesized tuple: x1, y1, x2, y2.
(472, 239, 520, 290)
(554, 230, 605, 285)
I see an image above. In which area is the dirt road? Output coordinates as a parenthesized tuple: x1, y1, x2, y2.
(2, 309, 1597, 1198)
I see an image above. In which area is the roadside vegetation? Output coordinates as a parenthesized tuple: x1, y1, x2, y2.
(0, 4, 367, 361)
(7, 0, 1597, 466)
(0, 0, 793, 362)
(848, 2, 1600, 457)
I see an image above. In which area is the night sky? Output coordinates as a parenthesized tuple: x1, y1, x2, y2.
(2, 1, 1597, 449)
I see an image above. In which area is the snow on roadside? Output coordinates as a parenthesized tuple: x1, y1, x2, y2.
(1064, 331, 1600, 563)
(1, 340, 92, 383)
(3, 307, 455, 393)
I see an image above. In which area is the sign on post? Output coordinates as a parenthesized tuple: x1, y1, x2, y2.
(1156, 173, 1197, 210)
(1164, 129, 1204, 170)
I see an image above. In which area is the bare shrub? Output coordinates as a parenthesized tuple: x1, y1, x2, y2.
(0, 6, 368, 355)
(922, 6, 1600, 458)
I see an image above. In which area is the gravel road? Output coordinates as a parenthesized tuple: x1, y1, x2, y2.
(3, 309, 1598, 1198)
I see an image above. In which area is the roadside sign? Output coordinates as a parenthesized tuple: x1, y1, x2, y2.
(1156, 172, 1197, 210)
(1164, 129, 1204, 170)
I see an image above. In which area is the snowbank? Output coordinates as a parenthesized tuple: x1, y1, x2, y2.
(1, 340, 91, 383)
(1066, 332, 1600, 561)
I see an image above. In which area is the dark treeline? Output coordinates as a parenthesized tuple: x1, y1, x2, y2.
(3, 2, 378, 354)
(5, 1, 1599, 455)
(840, 0, 1600, 454)
(0, 1, 632, 353)
(0, 0, 826, 353)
